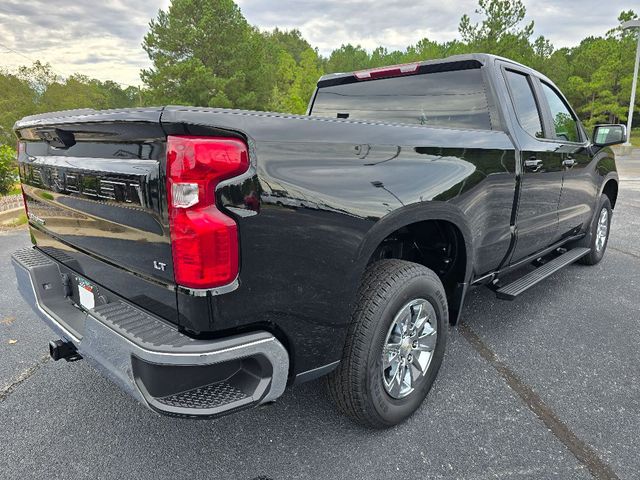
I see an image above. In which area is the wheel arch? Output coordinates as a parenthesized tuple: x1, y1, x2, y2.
(352, 202, 474, 325)
(600, 177, 618, 209)
(594, 149, 618, 209)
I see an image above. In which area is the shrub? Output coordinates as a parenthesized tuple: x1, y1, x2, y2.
(0, 144, 18, 195)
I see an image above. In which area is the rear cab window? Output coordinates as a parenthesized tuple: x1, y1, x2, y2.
(310, 66, 494, 130)
(503, 70, 544, 139)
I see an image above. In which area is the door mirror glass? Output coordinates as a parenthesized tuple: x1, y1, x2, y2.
(592, 124, 627, 147)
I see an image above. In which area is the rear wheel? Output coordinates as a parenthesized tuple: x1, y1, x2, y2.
(326, 259, 447, 428)
(578, 196, 612, 265)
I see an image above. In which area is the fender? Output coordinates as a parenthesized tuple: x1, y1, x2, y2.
(598, 173, 619, 200)
(572, 147, 618, 224)
(593, 147, 618, 187)
(593, 148, 619, 209)
(347, 201, 475, 325)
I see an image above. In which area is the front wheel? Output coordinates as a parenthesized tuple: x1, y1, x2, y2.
(578, 196, 612, 265)
(326, 259, 448, 428)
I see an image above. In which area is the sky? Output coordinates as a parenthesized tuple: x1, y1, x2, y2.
(0, 0, 637, 87)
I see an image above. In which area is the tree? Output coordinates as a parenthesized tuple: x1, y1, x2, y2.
(529, 35, 554, 72)
(264, 28, 313, 63)
(0, 71, 36, 146)
(0, 145, 17, 195)
(269, 47, 324, 114)
(459, 0, 533, 43)
(0, 61, 139, 146)
(325, 44, 371, 73)
(561, 11, 639, 127)
(458, 0, 535, 62)
(141, 0, 277, 110)
(406, 38, 470, 62)
(264, 27, 325, 114)
(17, 61, 58, 97)
(40, 75, 109, 111)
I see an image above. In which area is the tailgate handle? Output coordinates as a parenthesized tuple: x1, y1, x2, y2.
(37, 128, 76, 149)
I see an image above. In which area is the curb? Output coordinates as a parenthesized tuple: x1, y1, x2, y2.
(0, 207, 25, 225)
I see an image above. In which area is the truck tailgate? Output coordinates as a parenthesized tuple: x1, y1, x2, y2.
(14, 108, 178, 324)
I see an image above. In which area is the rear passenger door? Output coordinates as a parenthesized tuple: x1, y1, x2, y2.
(536, 81, 595, 238)
(501, 67, 564, 262)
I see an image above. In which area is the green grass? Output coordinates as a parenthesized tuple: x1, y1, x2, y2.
(1, 213, 27, 228)
(631, 128, 640, 147)
(38, 191, 54, 200)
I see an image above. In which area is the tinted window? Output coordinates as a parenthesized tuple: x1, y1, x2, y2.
(504, 70, 543, 138)
(311, 68, 492, 130)
(540, 82, 580, 142)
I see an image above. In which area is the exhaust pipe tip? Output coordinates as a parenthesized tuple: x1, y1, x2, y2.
(49, 339, 82, 362)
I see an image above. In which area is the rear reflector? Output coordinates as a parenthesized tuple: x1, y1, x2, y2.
(166, 136, 249, 289)
(20, 185, 29, 216)
(354, 62, 420, 81)
(17, 142, 28, 216)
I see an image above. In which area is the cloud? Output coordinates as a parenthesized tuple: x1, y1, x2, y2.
(237, 0, 476, 53)
(521, 0, 635, 46)
(0, 0, 637, 86)
(0, 0, 170, 85)
(237, 0, 638, 53)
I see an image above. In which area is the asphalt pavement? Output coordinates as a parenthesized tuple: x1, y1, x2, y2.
(1, 149, 639, 480)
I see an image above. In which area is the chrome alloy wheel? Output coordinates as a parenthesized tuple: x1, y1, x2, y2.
(381, 298, 437, 399)
(595, 207, 609, 253)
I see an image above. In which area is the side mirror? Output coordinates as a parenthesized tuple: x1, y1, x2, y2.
(592, 124, 627, 147)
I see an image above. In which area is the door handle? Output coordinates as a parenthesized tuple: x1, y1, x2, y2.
(562, 158, 576, 168)
(524, 158, 544, 172)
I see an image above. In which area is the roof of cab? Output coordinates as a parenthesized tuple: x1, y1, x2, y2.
(316, 53, 540, 85)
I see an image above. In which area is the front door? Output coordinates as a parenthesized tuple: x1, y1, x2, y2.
(536, 80, 596, 237)
(502, 68, 564, 262)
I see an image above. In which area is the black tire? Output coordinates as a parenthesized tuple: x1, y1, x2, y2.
(326, 259, 448, 428)
(577, 196, 612, 265)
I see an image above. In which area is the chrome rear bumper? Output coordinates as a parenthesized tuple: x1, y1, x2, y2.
(12, 247, 289, 418)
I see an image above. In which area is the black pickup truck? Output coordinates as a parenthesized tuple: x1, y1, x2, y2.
(11, 54, 626, 428)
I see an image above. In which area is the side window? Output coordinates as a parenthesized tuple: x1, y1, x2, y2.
(504, 70, 543, 139)
(540, 82, 580, 143)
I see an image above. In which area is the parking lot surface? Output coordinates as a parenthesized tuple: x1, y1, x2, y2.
(1, 149, 639, 480)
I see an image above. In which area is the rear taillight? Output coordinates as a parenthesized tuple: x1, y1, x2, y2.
(166, 136, 249, 289)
